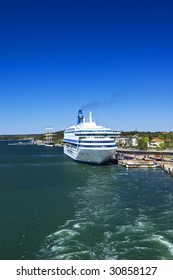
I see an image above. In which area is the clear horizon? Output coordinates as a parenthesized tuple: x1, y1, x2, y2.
(0, 0, 173, 134)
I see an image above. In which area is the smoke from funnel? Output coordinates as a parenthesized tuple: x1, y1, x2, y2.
(80, 94, 119, 111)
(80, 100, 102, 111)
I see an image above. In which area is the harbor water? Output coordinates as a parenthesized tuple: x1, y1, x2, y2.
(0, 141, 173, 260)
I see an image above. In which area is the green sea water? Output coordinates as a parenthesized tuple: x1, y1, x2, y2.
(0, 141, 173, 260)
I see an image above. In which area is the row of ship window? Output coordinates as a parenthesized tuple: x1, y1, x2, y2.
(80, 140, 115, 143)
(65, 130, 112, 133)
(78, 144, 116, 148)
(65, 143, 115, 148)
(64, 139, 115, 144)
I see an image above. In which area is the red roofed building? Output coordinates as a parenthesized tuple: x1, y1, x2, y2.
(148, 137, 164, 148)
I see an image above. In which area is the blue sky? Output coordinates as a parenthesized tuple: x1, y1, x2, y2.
(0, 0, 173, 134)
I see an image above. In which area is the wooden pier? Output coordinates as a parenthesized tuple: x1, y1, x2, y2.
(114, 148, 173, 176)
(118, 159, 173, 177)
(118, 159, 157, 168)
(161, 163, 173, 176)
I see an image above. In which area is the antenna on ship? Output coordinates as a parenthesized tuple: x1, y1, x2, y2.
(77, 110, 84, 124)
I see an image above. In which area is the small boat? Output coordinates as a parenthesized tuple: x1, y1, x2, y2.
(44, 142, 54, 147)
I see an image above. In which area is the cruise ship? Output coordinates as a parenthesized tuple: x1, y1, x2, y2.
(63, 110, 120, 164)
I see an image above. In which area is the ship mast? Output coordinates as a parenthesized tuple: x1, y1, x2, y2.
(45, 126, 54, 143)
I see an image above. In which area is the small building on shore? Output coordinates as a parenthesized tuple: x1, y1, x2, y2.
(148, 137, 164, 149)
(117, 135, 139, 148)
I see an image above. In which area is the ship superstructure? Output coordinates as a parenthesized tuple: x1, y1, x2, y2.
(63, 110, 120, 164)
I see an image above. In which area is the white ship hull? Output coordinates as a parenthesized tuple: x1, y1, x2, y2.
(64, 145, 116, 164)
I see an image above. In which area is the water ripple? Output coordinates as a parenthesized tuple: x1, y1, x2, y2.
(39, 166, 173, 260)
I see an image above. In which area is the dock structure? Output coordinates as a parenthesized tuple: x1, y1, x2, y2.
(116, 148, 173, 157)
(118, 159, 157, 168)
(118, 159, 173, 176)
(115, 148, 173, 173)
(161, 163, 173, 176)
(113, 148, 173, 176)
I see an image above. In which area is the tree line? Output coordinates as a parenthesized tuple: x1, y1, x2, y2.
(119, 131, 173, 150)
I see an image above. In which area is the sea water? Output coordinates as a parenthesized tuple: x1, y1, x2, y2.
(0, 141, 173, 260)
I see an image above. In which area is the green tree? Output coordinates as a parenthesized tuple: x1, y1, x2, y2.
(138, 137, 149, 150)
